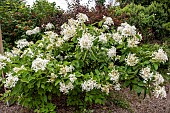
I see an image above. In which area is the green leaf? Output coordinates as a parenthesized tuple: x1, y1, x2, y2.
(55, 79, 60, 86)
(43, 95, 47, 103)
(41, 84, 45, 89)
(98, 21, 103, 27)
(153, 63, 159, 70)
(133, 85, 143, 94)
(95, 69, 100, 75)
(143, 61, 150, 65)
(124, 81, 131, 87)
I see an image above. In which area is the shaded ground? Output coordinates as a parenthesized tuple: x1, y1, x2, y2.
(0, 86, 169, 113)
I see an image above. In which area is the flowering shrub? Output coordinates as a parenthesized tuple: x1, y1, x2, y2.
(0, 13, 168, 112)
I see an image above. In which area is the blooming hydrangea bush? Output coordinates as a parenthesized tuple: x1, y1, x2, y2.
(0, 13, 168, 112)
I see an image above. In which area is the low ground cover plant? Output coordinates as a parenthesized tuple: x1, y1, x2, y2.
(0, 13, 168, 112)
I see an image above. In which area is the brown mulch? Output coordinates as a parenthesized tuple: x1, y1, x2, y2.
(0, 87, 170, 113)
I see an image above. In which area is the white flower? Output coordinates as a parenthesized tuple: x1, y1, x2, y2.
(26, 27, 40, 35)
(56, 38, 64, 47)
(31, 58, 49, 72)
(78, 33, 94, 50)
(5, 52, 13, 58)
(68, 18, 79, 27)
(0, 54, 9, 62)
(69, 74, 77, 83)
(117, 22, 136, 37)
(112, 32, 122, 44)
(153, 86, 166, 98)
(44, 31, 58, 43)
(103, 25, 109, 29)
(13, 65, 26, 73)
(59, 65, 74, 77)
(81, 79, 99, 91)
(98, 33, 107, 43)
(32, 27, 40, 34)
(140, 67, 153, 81)
(101, 85, 110, 95)
(103, 16, 114, 26)
(125, 53, 139, 66)
(114, 83, 121, 91)
(47, 73, 58, 83)
(46, 44, 53, 50)
(122, 25, 136, 37)
(153, 72, 164, 86)
(11, 47, 21, 56)
(60, 23, 76, 41)
(152, 48, 168, 63)
(76, 13, 89, 23)
(45, 23, 54, 30)
(0, 62, 6, 70)
(26, 30, 33, 35)
(21, 48, 34, 58)
(59, 82, 74, 94)
(15, 39, 30, 49)
(135, 32, 142, 41)
(38, 43, 44, 47)
(108, 68, 120, 82)
(127, 38, 140, 48)
(4, 73, 19, 88)
(107, 46, 116, 58)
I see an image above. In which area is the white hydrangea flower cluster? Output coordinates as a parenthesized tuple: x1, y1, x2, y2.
(55, 38, 64, 47)
(60, 23, 76, 41)
(140, 67, 153, 81)
(13, 65, 26, 73)
(68, 18, 79, 27)
(114, 83, 121, 91)
(0, 62, 6, 70)
(0, 54, 11, 70)
(153, 86, 166, 98)
(4, 52, 14, 58)
(81, 79, 101, 91)
(103, 16, 114, 26)
(44, 31, 58, 43)
(4, 73, 19, 88)
(101, 84, 111, 95)
(45, 23, 54, 30)
(125, 53, 139, 66)
(69, 74, 77, 83)
(59, 82, 74, 94)
(117, 22, 142, 48)
(108, 67, 121, 91)
(76, 13, 89, 23)
(127, 37, 140, 48)
(78, 33, 94, 50)
(108, 68, 120, 82)
(107, 46, 116, 58)
(47, 73, 58, 83)
(112, 32, 123, 44)
(31, 58, 49, 72)
(11, 47, 21, 56)
(117, 22, 136, 37)
(59, 65, 74, 77)
(15, 39, 30, 49)
(153, 72, 164, 86)
(26, 27, 40, 35)
(152, 48, 168, 63)
(21, 48, 34, 58)
(98, 33, 107, 43)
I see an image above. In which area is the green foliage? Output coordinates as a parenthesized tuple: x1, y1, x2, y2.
(114, 2, 169, 41)
(1, 13, 168, 112)
(0, 0, 61, 50)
